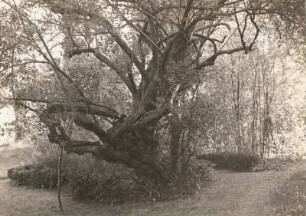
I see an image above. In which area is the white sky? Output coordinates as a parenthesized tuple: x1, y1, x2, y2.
(0, 106, 15, 123)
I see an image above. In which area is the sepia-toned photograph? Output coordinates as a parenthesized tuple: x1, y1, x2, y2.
(0, 0, 305, 215)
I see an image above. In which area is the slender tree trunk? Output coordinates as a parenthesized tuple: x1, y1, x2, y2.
(231, 69, 243, 153)
(57, 145, 64, 211)
(13, 104, 22, 141)
(251, 67, 258, 154)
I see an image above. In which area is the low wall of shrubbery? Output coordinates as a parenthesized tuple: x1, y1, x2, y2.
(197, 152, 262, 171)
(7, 149, 212, 203)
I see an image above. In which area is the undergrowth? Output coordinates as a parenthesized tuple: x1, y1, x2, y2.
(272, 170, 306, 216)
(7, 139, 212, 203)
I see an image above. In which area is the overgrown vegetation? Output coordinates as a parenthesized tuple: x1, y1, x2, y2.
(8, 143, 212, 203)
(272, 170, 306, 216)
(8, 164, 58, 188)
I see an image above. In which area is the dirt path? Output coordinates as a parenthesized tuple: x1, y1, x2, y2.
(1, 148, 305, 216)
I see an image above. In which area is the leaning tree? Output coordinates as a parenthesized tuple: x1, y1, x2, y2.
(1, 0, 304, 184)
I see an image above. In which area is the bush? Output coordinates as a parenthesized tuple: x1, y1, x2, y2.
(272, 171, 306, 216)
(179, 158, 213, 191)
(65, 157, 212, 203)
(8, 163, 60, 189)
(7, 151, 168, 203)
(7, 155, 142, 202)
(65, 160, 141, 203)
(197, 152, 261, 171)
(151, 158, 213, 200)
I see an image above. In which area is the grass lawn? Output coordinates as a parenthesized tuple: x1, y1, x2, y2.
(272, 169, 306, 216)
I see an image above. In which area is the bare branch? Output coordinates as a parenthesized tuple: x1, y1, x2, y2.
(199, 46, 251, 68)
(181, 0, 195, 27)
(107, 0, 162, 55)
(193, 33, 225, 44)
(74, 114, 108, 141)
(233, 5, 248, 53)
(135, 106, 170, 127)
(45, 102, 119, 119)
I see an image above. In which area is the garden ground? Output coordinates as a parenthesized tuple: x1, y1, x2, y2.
(1, 146, 305, 216)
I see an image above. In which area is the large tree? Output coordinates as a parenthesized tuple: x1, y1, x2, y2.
(1, 0, 304, 183)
